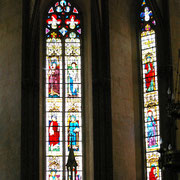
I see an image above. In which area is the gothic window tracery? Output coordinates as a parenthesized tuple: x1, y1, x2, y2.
(45, 1, 83, 179)
(139, 0, 161, 179)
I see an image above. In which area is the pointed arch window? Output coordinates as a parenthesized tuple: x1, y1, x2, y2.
(45, 0, 83, 179)
(139, 0, 161, 179)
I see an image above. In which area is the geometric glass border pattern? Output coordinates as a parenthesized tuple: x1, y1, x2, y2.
(45, 1, 83, 179)
(140, 0, 161, 179)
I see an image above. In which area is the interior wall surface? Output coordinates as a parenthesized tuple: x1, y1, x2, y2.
(156, 0, 163, 15)
(167, 0, 180, 179)
(169, 0, 180, 151)
(39, 0, 93, 179)
(0, 0, 22, 179)
(169, 0, 180, 178)
(109, 0, 141, 179)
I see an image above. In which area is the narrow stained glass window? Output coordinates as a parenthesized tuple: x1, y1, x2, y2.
(140, 1, 161, 180)
(45, 0, 83, 179)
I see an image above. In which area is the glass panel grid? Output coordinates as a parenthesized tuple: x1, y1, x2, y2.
(141, 30, 161, 178)
(140, 2, 161, 179)
(45, 0, 83, 179)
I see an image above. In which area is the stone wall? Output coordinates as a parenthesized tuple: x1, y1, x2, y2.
(169, 0, 180, 151)
(169, 0, 180, 178)
(0, 0, 22, 179)
(109, 0, 140, 179)
(0, 0, 179, 179)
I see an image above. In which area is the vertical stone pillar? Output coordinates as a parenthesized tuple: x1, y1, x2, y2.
(91, 0, 113, 179)
(21, 0, 40, 179)
(109, 0, 137, 179)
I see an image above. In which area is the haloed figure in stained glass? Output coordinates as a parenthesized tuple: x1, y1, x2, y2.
(149, 166, 157, 180)
(49, 114, 60, 151)
(147, 110, 157, 148)
(68, 62, 78, 97)
(68, 115, 80, 150)
(144, 53, 156, 92)
(48, 57, 60, 98)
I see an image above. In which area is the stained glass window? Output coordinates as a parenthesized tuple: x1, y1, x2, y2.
(45, 1, 83, 179)
(140, 1, 161, 179)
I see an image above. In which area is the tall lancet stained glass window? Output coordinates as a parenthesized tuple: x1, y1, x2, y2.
(45, 1, 83, 179)
(140, 0, 161, 180)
